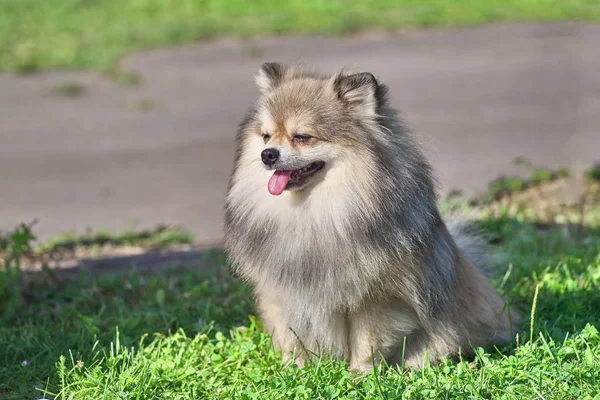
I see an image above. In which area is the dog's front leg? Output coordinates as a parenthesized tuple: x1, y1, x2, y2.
(348, 309, 381, 373)
(349, 300, 420, 372)
(255, 292, 306, 366)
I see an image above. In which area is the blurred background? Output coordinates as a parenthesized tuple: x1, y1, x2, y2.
(1, 0, 599, 254)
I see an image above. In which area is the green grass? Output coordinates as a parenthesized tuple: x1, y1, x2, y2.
(0, 224, 194, 259)
(479, 167, 571, 204)
(586, 163, 600, 183)
(1, 188, 600, 398)
(1, 0, 600, 73)
(35, 224, 194, 253)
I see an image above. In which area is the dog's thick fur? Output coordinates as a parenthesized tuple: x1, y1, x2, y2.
(224, 63, 516, 370)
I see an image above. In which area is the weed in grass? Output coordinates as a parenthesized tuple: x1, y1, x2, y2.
(115, 70, 144, 87)
(244, 44, 266, 59)
(6, 40, 40, 74)
(479, 166, 571, 205)
(51, 81, 85, 97)
(0, 222, 36, 324)
(127, 98, 156, 113)
(101, 66, 144, 87)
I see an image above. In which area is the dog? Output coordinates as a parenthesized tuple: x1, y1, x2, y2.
(224, 63, 516, 371)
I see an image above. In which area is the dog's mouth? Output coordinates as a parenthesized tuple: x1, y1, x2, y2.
(268, 161, 325, 196)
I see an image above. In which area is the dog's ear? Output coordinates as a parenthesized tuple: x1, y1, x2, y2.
(333, 72, 379, 117)
(255, 62, 287, 93)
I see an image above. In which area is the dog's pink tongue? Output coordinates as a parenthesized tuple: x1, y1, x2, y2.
(268, 170, 292, 196)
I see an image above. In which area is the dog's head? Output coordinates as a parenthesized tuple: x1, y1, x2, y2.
(249, 62, 389, 196)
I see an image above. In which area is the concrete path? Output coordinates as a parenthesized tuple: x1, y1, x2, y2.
(1, 23, 598, 243)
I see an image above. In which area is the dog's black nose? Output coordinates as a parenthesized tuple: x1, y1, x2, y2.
(261, 148, 280, 166)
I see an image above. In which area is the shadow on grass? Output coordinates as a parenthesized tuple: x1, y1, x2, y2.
(0, 247, 253, 398)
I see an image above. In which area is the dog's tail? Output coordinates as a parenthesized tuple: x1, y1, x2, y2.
(446, 219, 505, 276)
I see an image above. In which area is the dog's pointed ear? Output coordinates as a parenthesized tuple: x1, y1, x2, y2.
(255, 62, 287, 93)
(333, 72, 378, 116)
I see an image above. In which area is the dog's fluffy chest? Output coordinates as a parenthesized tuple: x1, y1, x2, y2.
(231, 196, 384, 309)
(225, 164, 394, 309)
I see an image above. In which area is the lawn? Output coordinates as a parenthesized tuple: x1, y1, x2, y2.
(1, 0, 600, 73)
(1, 176, 600, 399)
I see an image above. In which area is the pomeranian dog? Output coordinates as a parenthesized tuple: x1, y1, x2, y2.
(224, 63, 516, 371)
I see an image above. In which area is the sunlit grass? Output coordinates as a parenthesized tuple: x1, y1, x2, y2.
(1, 0, 599, 73)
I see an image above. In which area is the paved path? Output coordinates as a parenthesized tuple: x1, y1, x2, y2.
(1, 23, 599, 243)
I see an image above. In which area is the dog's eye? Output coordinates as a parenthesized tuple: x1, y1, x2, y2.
(262, 134, 271, 143)
(293, 134, 312, 143)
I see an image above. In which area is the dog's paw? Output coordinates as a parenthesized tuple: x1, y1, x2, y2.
(349, 363, 373, 376)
